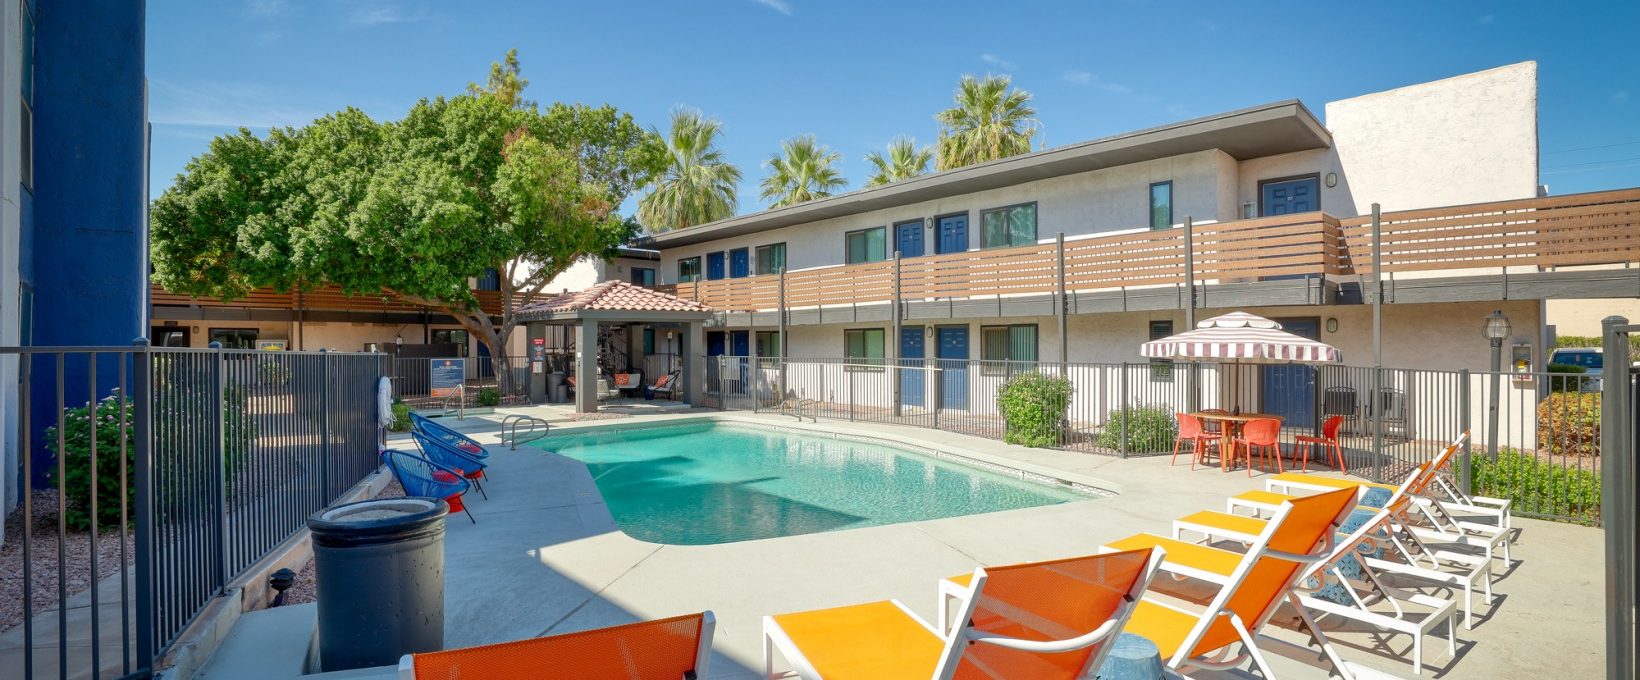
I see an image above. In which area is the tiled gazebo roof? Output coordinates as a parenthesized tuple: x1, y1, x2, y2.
(514, 280, 711, 321)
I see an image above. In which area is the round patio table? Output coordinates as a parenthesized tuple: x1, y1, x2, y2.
(1188, 411, 1283, 471)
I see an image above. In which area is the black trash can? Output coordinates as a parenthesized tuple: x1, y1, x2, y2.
(307, 497, 448, 672)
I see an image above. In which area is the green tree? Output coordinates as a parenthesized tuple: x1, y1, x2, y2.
(468, 48, 532, 108)
(759, 135, 847, 208)
(638, 108, 742, 231)
(935, 74, 1039, 171)
(152, 55, 664, 396)
(864, 136, 934, 186)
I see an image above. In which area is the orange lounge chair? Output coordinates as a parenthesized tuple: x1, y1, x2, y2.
(397, 611, 714, 680)
(762, 548, 1163, 680)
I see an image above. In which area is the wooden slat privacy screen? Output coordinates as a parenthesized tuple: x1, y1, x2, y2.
(154, 189, 1640, 315)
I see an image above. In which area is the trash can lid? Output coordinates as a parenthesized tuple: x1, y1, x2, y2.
(308, 498, 448, 547)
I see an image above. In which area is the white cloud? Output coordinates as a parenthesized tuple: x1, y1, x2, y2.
(148, 79, 325, 129)
(1101, 82, 1134, 95)
(1198, 18, 1222, 31)
(247, 0, 288, 18)
(345, 1, 428, 28)
(751, 0, 792, 15)
(1615, 90, 1631, 104)
(980, 53, 1016, 70)
(1062, 70, 1095, 85)
(1477, 14, 1495, 24)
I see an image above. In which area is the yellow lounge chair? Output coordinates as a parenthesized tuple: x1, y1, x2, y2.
(1168, 478, 1459, 673)
(762, 548, 1163, 680)
(1106, 487, 1360, 678)
(397, 611, 714, 680)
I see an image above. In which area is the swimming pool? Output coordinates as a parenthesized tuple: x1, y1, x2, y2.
(534, 420, 1094, 545)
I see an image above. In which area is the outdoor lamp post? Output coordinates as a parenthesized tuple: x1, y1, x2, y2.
(1483, 310, 1511, 459)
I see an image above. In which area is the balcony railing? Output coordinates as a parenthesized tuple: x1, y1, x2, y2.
(659, 188, 1640, 312)
(150, 284, 546, 317)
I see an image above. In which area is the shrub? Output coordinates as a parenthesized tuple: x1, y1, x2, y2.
(45, 391, 136, 531)
(1536, 392, 1600, 457)
(997, 372, 1074, 447)
(1096, 405, 1177, 454)
(1545, 363, 1590, 393)
(475, 386, 502, 407)
(257, 361, 291, 386)
(1470, 448, 1601, 524)
(389, 401, 413, 432)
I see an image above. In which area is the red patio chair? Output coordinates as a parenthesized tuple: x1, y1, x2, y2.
(1171, 413, 1218, 469)
(1295, 414, 1347, 473)
(1232, 418, 1284, 477)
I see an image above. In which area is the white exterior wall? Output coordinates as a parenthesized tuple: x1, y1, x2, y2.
(0, 0, 20, 522)
(659, 149, 1237, 282)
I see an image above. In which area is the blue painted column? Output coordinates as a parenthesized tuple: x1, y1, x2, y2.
(26, 0, 148, 485)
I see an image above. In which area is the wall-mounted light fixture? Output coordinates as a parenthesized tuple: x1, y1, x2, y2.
(1325, 172, 1338, 188)
(1241, 202, 1256, 219)
(925, 326, 934, 338)
(1325, 317, 1338, 333)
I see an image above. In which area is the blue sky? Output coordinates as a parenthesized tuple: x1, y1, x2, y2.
(147, 1, 1640, 214)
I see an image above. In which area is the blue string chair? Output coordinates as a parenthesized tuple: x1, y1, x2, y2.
(412, 431, 489, 499)
(409, 412, 491, 461)
(381, 449, 475, 523)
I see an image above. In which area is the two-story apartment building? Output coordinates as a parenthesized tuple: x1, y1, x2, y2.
(605, 62, 1637, 425)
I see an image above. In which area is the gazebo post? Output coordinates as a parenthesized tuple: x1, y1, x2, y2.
(575, 319, 599, 413)
(684, 321, 705, 407)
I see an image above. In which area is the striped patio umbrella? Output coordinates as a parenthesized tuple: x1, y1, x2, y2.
(1141, 311, 1342, 412)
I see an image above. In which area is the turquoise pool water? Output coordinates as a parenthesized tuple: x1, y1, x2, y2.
(536, 421, 1090, 545)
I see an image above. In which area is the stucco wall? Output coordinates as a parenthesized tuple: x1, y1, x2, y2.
(1324, 62, 1539, 214)
(658, 149, 1237, 283)
(1547, 299, 1640, 339)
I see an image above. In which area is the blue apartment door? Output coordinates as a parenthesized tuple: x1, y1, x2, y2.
(1260, 177, 1320, 216)
(937, 326, 969, 410)
(900, 327, 925, 407)
(729, 248, 750, 278)
(731, 331, 750, 356)
(706, 252, 726, 280)
(896, 222, 925, 258)
(936, 214, 968, 254)
(1262, 318, 1319, 428)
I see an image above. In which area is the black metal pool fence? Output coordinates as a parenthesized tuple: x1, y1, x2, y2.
(710, 355, 1624, 525)
(2, 343, 385, 679)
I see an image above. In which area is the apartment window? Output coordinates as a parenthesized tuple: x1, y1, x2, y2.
(678, 257, 701, 283)
(643, 327, 656, 355)
(756, 330, 781, 358)
(1148, 320, 1174, 382)
(209, 328, 259, 350)
(1149, 181, 1173, 230)
(755, 243, 786, 275)
(431, 329, 470, 358)
(981, 325, 1038, 375)
(844, 328, 885, 370)
(845, 227, 887, 264)
(981, 203, 1037, 248)
(20, 1, 36, 190)
(631, 267, 656, 287)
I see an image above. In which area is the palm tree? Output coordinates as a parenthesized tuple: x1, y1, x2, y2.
(759, 135, 848, 208)
(934, 74, 1039, 171)
(864, 137, 934, 186)
(637, 108, 742, 231)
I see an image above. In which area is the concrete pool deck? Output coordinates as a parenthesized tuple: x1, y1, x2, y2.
(239, 410, 1601, 679)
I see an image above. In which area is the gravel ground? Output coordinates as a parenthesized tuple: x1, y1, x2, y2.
(0, 490, 136, 634)
(278, 477, 406, 607)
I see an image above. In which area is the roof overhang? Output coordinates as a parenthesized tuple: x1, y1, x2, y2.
(517, 308, 713, 324)
(643, 100, 1331, 248)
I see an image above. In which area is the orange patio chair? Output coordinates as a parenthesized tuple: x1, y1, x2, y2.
(397, 611, 714, 680)
(1232, 417, 1284, 476)
(763, 548, 1164, 680)
(1294, 414, 1347, 473)
(1171, 412, 1219, 469)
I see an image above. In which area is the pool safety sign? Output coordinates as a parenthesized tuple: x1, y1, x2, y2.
(430, 358, 465, 398)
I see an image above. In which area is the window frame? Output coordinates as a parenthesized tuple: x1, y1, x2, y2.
(1148, 319, 1175, 382)
(755, 330, 781, 358)
(844, 226, 888, 265)
(208, 328, 260, 350)
(979, 202, 1038, 249)
(642, 327, 656, 355)
(1149, 181, 1174, 231)
(631, 267, 657, 287)
(755, 242, 787, 276)
(843, 327, 887, 371)
(980, 324, 1038, 375)
(677, 256, 702, 283)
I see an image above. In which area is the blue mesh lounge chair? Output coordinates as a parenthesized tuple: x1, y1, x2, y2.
(409, 412, 491, 461)
(381, 449, 475, 523)
(412, 431, 489, 499)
